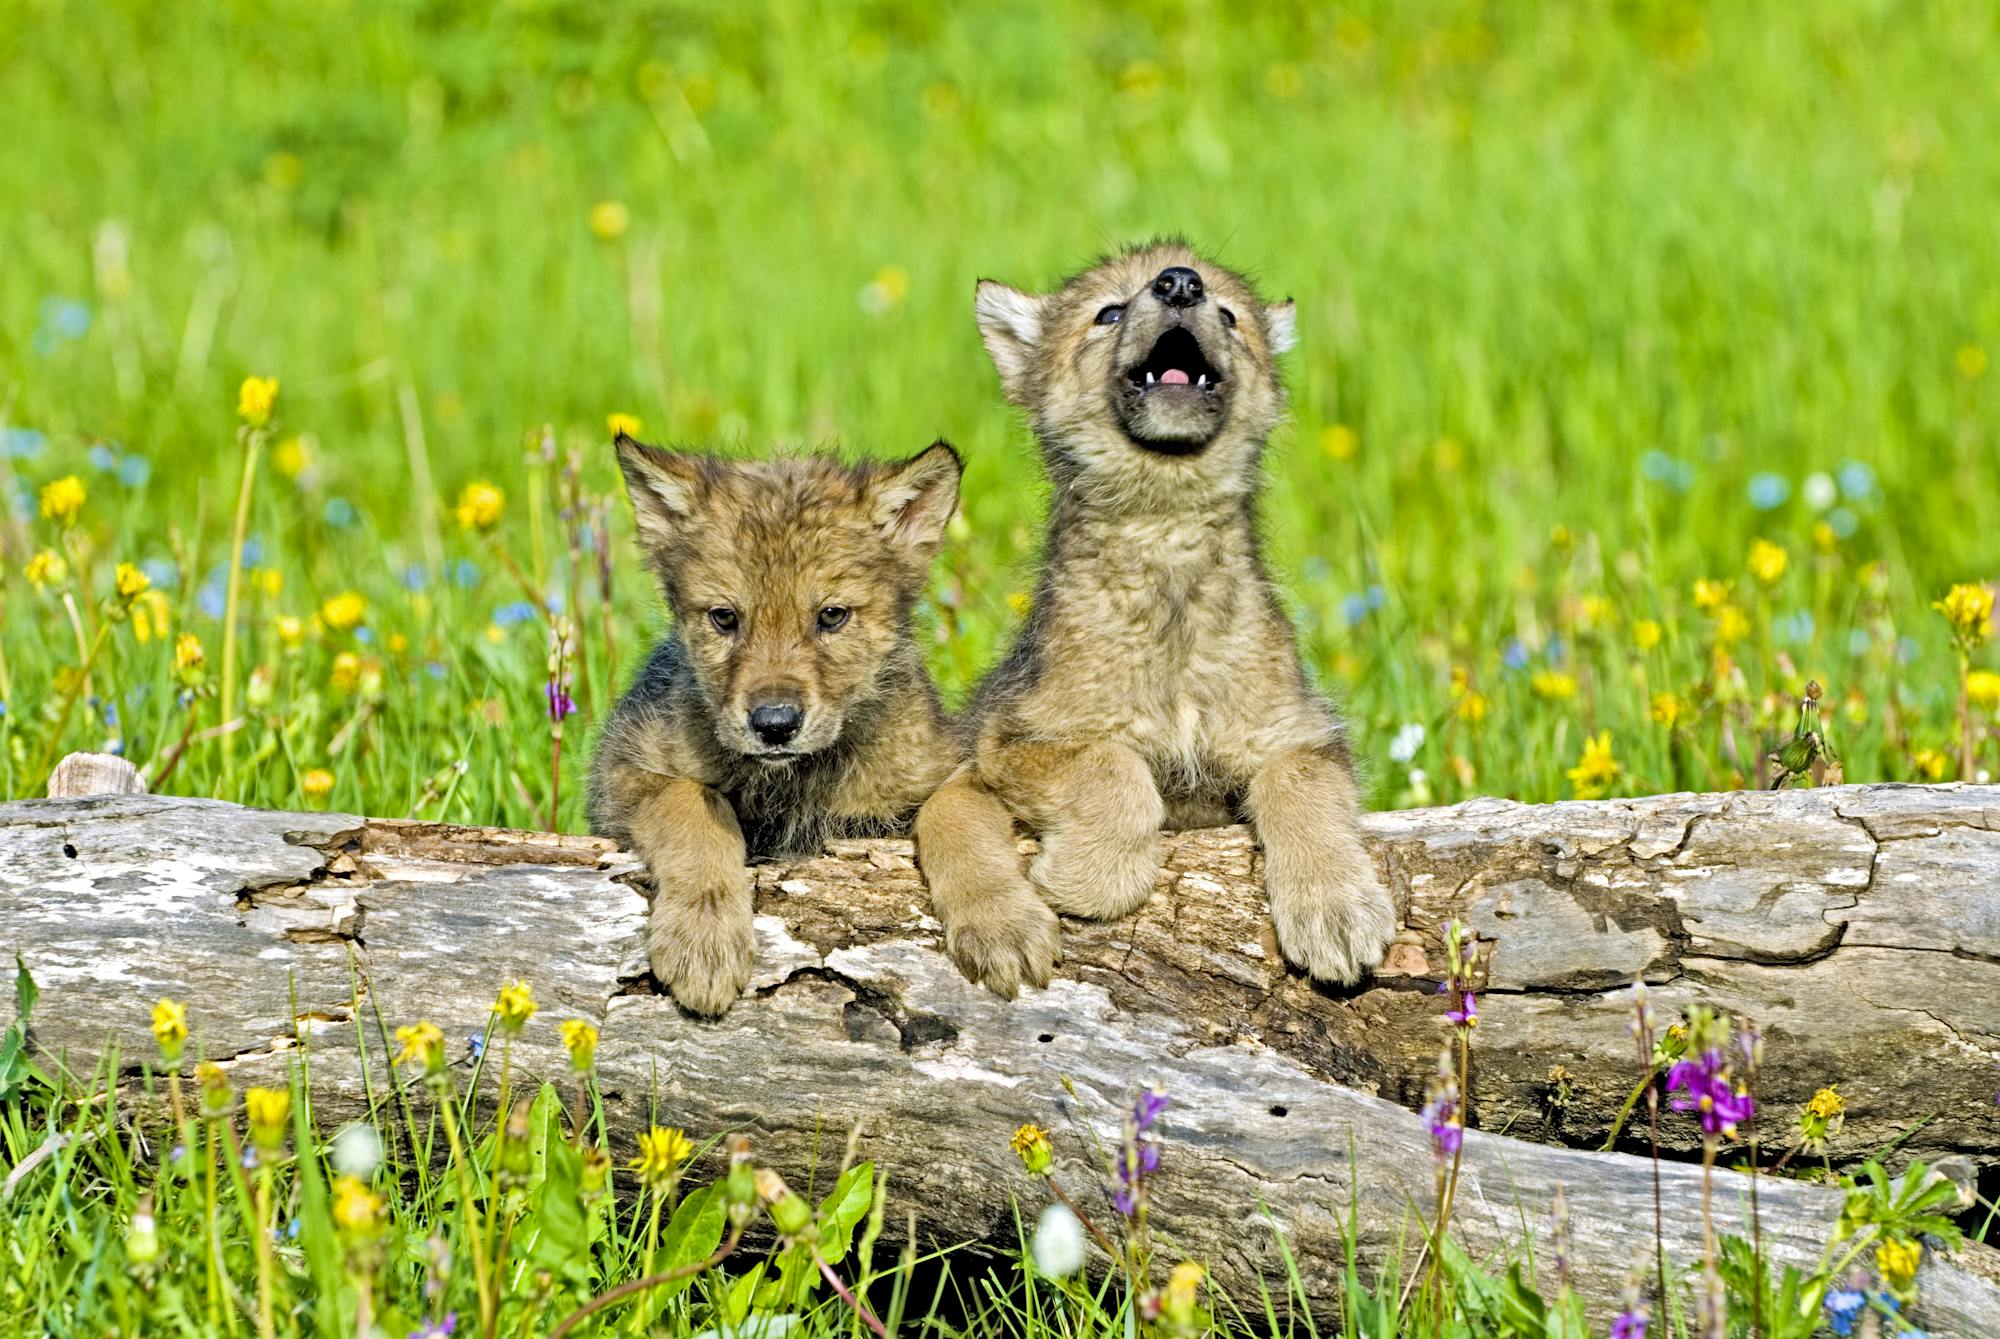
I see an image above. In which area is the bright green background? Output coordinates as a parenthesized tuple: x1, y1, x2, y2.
(3, 0, 1997, 823)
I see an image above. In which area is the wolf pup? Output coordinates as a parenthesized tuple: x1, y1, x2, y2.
(916, 241, 1397, 996)
(590, 435, 964, 1016)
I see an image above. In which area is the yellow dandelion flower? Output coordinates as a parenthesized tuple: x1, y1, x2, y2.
(453, 480, 505, 532)
(23, 549, 68, 590)
(1566, 730, 1622, 800)
(493, 979, 537, 1033)
(1876, 1237, 1922, 1291)
(256, 567, 283, 599)
(1650, 692, 1686, 730)
(1747, 538, 1788, 586)
(1957, 344, 1989, 380)
(114, 562, 150, 603)
(1967, 669, 2000, 710)
(1575, 594, 1616, 632)
(321, 591, 367, 632)
(588, 200, 630, 240)
(151, 997, 188, 1064)
(1530, 669, 1577, 701)
(1692, 578, 1729, 613)
(300, 768, 335, 799)
(40, 475, 86, 526)
(1162, 1261, 1206, 1324)
(272, 435, 310, 480)
(1934, 583, 1995, 650)
(173, 632, 205, 675)
(560, 1018, 599, 1074)
(1713, 605, 1750, 646)
(605, 412, 643, 439)
(1807, 1086, 1845, 1120)
(330, 651, 361, 693)
(630, 1126, 692, 1188)
(393, 1020, 446, 1075)
(1912, 747, 1950, 782)
(1455, 689, 1489, 726)
(237, 376, 280, 429)
(386, 632, 408, 655)
(331, 1175, 385, 1236)
(244, 1086, 291, 1148)
(1319, 424, 1358, 461)
(276, 614, 305, 647)
(132, 590, 172, 643)
(1010, 1122, 1053, 1175)
(1632, 618, 1662, 652)
(196, 1060, 233, 1117)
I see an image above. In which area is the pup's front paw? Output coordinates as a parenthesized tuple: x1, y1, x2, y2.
(1266, 862, 1397, 986)
(649, 898, 754, 1018)
(943, 879, 1063, 999)
(1029, 824, 1162, 921)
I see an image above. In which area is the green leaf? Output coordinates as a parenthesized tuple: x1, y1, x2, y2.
(527, 1132, 590, 1287)
(813, 1161, 873, 1266)
(14, 955, 36, 1021)
(651, 1181, 728, 1305)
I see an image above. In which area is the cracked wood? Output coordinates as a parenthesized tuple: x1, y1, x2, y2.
(2, 788, 1997, 1331)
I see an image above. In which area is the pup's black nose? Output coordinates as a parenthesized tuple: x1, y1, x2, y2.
(1151, 266, 1204, 309)
(748, 703, 803, 746)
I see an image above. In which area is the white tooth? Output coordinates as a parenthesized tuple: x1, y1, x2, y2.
(1146, 371, 1155, 385)
(1197, 374, 1208, 386)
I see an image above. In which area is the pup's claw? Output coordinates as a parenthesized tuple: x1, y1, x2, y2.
(944, 886, 1063, 999)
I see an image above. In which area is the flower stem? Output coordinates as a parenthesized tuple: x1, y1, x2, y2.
(547, 1235, 739, 1339)
(253, 1163, 277, 1339)
(626, 1188, 666, 1335)
(218, 429, 262, 775)
(436, 1087, 496, 1338)
(817, 1249, 890, 1339)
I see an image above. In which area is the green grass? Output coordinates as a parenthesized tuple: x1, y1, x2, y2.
(0, 967, 1982, 1337)
(4, 0, 2000, 821)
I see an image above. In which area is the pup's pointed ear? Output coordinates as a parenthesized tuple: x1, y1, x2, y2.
(614, 432, 707, 552)
(871, 441, 962, 559)
(974, 279, 1047, 403)
(1264, 300, 1298, 355)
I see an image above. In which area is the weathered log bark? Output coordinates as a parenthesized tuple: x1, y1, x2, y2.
(3, 787, 1997, 1331)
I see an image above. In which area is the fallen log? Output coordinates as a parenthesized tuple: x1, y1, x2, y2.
(2, 787, 1997, 1330)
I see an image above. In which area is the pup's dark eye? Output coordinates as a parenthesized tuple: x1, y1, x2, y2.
(1219, 307, 1237, 329)
(708, 607, 739, 634)
(1095, 305, 1124, 325)
(816, 605, 851, 633)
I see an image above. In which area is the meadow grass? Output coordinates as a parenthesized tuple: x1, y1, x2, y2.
(2, 0, 1999, 823)
(0, 959, 1981, 1337)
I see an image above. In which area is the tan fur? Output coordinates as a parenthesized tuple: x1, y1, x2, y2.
(589, 437, 963, 1016)
(920, 241, 1398, 993)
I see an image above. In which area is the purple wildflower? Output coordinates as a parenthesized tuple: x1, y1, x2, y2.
(1132, 1087, 1169, 1133)
(1445, 991, 1479, 1028)
(1609, 1312, 1648, 1339)
(1666, 1049, 1754, 1137)
(1112, 1086, 1167, 1218)
(410, 1314, 457, 1339)
(1421, 1090, 1462, 1160)
(546, 680, 576, 722)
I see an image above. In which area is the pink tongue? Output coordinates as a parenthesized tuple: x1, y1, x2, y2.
(1160, 368, 1190, 385)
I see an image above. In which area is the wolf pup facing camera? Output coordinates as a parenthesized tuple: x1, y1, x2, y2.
(916, 241, 1397, 996)
(590, 435, 963, 1016)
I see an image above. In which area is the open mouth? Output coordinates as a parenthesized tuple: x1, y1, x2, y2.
(1124, 326, 1221, 393)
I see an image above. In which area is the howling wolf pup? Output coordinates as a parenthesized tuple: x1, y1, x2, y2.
(590, 435, 963, 1016)
(916, 241, 1397, 996)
